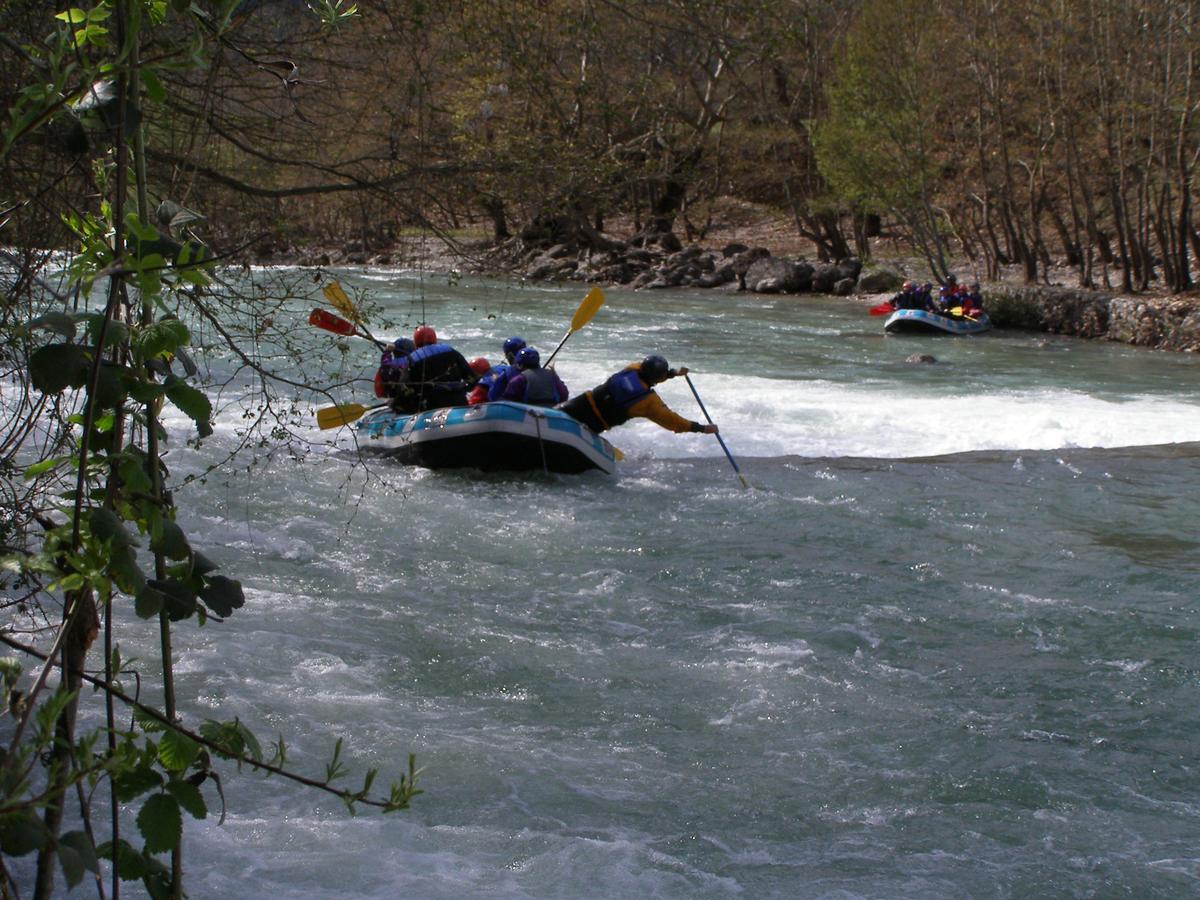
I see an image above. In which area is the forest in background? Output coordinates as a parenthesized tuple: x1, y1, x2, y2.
(3, 0, 1199, 292)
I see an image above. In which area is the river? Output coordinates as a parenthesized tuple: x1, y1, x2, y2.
(121, 271, 1200, 895)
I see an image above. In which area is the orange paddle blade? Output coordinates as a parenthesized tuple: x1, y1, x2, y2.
(309, 308, 356, 335)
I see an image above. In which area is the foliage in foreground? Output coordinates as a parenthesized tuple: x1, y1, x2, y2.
(1, 2, 419, 897)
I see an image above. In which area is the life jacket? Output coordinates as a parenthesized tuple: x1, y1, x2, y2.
(589, 368, 651, 428)
(375, 351, 410, 397)
(486, 363, 517, 401)
(518, 368, 559, 406)
(406, 342, 466, 385)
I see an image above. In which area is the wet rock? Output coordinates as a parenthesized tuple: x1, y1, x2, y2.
(858, 267, 905, 293)
(905, 353, 937, 364)
(745, 257, 812, 293)
(833, 277, 856, 296)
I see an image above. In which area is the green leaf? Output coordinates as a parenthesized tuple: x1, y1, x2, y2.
(132, 318, 189, 362)
(117, 454, 154, 495)
(192, 551, 218, 576)
(0, 812, 50, 856)
(58, 830, 99, 888)
(96, 838, 149, 880)
(141, 69, 166, 103)
(199, 575, 244, 617)
(29, 343, 90, 393)
(150, 520, 190, 561)
(114, 766, 164, 802)
(126, 377, 167, 404)
(23, 457, 65, 478)
(136, 794, 181, 854)
(28, 312, 77, 340)
(164, 376, 211, 429)
(132, 707, 167, 733)
(89, 508, 138, 549)
(165, 780, 207, 819)
(156, 199, 206, 233)
(76, 313, 129, 350)
(109, 545, 147, 595)
(55, 8, 88, 24)
(89, 508, 137, 549)
(56, 573, 85, 591)
(93, 364, 129, 409)
(158, 730, 200, 773)
(135, 579, 196, 621)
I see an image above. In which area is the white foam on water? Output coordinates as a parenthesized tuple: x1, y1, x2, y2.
(617, 377, 1200, 460)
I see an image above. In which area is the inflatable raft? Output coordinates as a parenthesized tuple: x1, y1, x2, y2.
(355, 401, 618, 475)
(884, 309, 992, 335)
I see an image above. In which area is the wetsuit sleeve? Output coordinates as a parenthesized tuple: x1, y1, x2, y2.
(453, 351, 478, 384)
(555, 374, 569, 402)
(627, 391, 694, 433)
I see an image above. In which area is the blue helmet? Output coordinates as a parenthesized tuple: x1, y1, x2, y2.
(503, 336, 526, 361)
(639, 354, 670, 383)
(516, 347, 540, 369)
(393, 337, 415, 355)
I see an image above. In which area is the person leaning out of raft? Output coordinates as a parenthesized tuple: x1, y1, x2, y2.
(559, 354, 719, 436)
(400, 325, 479, 412)
(501, 347, 568, 407)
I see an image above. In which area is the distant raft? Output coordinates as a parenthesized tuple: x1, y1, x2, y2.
(355, 401, 618, 475)
(884, 309, 992, 335)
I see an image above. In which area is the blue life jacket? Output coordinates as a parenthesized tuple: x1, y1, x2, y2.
(487, 363, 518, 401)
(590, 368, 651, 427)
(407, 342, 455, 367)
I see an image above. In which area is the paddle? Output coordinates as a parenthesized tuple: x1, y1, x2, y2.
(947, 306, 979, 322)
(683, 374, 749, 489)
(544, 286, 605, 368)
(316, 400, 389, 430)
(322, 281, 360, 323)
(869, 301, 894, 316)
(308, 308, 389, 350)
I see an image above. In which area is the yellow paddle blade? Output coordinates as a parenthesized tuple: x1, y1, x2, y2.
(570, 286, 605, 332)
(610, 444, 625, 462)
(949, 306, 963, 316)
(322, 282, 361, 324)
(316, 402, 369, 430)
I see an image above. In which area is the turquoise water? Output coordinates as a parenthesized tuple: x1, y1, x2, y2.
(119, 274, 1200, 895)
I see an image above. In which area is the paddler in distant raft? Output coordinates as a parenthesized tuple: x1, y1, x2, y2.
(558, 355, 719, 437)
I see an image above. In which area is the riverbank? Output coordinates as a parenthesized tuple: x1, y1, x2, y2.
(278, 228, 1200, 353)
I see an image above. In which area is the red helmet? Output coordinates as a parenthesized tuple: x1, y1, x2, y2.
(413, 325, 437, 347)
(469, 356, 490, 376)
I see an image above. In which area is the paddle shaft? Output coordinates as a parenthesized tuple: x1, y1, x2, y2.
(544, 330, 573, 368)
(545, 287, 605, 368)
(683, 374, 749, 489)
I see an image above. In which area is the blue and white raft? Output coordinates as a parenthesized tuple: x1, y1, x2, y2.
(884, 309, 992, 335)
(355, 401, 618, 475)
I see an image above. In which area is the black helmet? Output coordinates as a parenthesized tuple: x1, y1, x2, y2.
(639, 354, 670, 383)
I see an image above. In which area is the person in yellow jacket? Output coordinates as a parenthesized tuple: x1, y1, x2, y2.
(558, 355, 719, 435)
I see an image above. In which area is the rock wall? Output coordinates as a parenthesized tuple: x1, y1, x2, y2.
(986, 285, 1200, 352)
